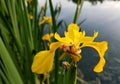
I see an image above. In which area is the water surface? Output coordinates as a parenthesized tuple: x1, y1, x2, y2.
(39, 0, 120, 83)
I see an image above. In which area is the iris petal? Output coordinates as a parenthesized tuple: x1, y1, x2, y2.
(50, 42, 62, 52)
(67, 23, 79, 40)
(32, 23, 108, 74)
(79, 32, 98, 43)
(94, 58, 106, 72)
(31, 42, 61, 74)
(81, 41, 108, 72)
(31, 51, 54, 74)
(55, 33, 72, 43)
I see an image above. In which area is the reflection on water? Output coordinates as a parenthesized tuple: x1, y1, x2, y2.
(71, 0, 104, 5)
(73, 1, 120, 84)
(78, 6, 120, 81)
(39, 0, 120, 84)
(70, 0, 120, 5)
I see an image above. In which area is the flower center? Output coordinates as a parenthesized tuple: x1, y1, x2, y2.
(59, 43, 81, 55)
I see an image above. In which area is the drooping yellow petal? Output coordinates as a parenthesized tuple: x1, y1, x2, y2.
(50, 42, 62, 52)
(81, 41, 108, 72)
(31, 50, 55, 74)
(31, 42, 62, 74)
(93, 58, 105, 73)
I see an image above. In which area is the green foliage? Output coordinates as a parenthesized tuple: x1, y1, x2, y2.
(0, 0, 84, 84)
(0, 38, 23, 84)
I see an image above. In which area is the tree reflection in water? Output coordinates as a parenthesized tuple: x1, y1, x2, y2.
(68, 0, 120, 5)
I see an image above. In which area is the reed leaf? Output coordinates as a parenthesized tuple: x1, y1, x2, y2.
(0, 38, 23, 84)
(49, 0, 57, 33)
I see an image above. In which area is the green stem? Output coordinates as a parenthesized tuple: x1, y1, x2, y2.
(74, 67, 77, 84)
(73, 0, 84, 23)
(49, 0, 58, 84)
(54, 49, 59, 84)
(49, 0, 57, 33)
(47, 73, 50, 84)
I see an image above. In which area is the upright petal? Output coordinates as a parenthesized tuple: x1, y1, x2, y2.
(54, 33, 72, 43)
(79, 32, 98, 43)
(31, 50, 55, 74)
(68, 23, 79, 33)
(81, 41, 108, 72)
(66, 23, 80, 43)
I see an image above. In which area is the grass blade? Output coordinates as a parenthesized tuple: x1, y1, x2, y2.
(0, 38, 23, 84)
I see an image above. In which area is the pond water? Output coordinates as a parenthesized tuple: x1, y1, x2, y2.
(39, 0, 120, 84)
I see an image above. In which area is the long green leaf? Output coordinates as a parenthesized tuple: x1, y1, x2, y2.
(49, 0, 57, 33)
(0, 38, 23, 84)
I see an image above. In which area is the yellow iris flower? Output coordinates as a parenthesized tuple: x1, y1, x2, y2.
(31, 23, 108, 74)
(39, 16, 52, 25)
(42, 33, 54, 42)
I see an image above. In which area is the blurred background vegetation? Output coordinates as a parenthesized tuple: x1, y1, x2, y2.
(0, 0, 120, 84)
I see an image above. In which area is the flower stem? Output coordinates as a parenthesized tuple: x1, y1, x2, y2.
(54, 49, 59, 84)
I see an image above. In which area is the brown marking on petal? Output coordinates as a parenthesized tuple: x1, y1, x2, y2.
(59, 44, 82, 61)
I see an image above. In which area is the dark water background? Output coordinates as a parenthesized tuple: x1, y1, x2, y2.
(39, 0, 120, 84)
